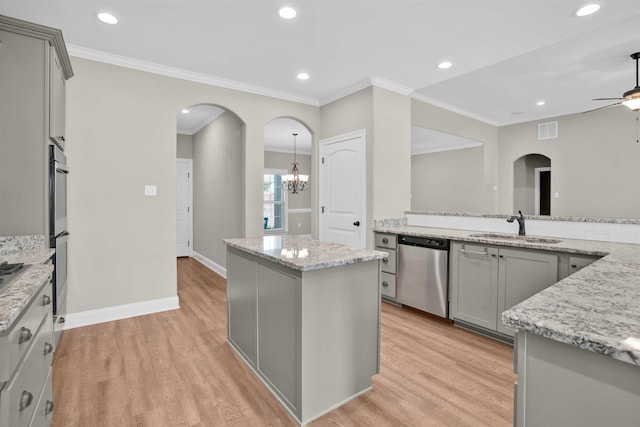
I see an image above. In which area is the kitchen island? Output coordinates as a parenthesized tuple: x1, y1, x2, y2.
(223, 236, 386, 426)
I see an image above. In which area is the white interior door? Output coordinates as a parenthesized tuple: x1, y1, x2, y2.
(176, 159, 193, 257)
(319, 130, 366, 248)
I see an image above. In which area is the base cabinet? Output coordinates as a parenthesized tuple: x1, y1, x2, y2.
(515, 331, 640, 427)
(226, 247, 380, 425)
(450, 242, 558, 339)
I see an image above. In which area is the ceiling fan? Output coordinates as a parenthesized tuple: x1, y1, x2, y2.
(584, 52, 640, 113)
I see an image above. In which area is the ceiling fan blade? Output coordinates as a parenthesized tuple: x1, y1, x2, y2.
(582, 102, 622, 114)
(592, 97, 623, 101)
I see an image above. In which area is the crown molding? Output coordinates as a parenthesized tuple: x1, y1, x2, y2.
(411, 93, 501, 127)
(319, 76, 415, 106)
(370, 76, 414, 96)
(66, 44, 320, 107)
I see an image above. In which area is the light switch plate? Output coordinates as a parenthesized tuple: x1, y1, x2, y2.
(145, 185, 157, 196)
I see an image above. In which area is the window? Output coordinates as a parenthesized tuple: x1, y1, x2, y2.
(263, 169, 287, 233)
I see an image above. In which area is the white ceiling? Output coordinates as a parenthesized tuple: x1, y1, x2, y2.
(177, 105, 225, 135)
(3, 1, 639, 128)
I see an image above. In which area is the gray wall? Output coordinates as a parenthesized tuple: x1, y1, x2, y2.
(498, 107, 640, 218)
(66, 57, 319, 314)
(412, 147, 487, 213)
(264, 150, 311, 235)
(193, 112, 243, 267)
(320, 87, 411, 248)
(176, 134, 194, 159)
(411, 99, 500, 214)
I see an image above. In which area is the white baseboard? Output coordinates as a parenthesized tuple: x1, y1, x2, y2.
(64, 296, 180, 330)
(192, 251, 227, 278)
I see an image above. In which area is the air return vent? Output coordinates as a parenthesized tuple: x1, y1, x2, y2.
(538, 121, 558, 140)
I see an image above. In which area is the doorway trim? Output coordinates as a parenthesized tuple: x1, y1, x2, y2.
(176, 158, 193, 257)
(534, 167, 551, 216)
(318, 129, 366, 248)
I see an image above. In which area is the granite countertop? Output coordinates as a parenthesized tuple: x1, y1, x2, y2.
(224, 235, 387, 272)
(373, 224, 640, 366)
(0, 263, 53, 333)
(1, 248, 55, 265)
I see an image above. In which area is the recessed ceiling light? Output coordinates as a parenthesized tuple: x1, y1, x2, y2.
(575, 4, 600, 17)
(279, 7, 296, 19)
(537, 101, 546, 106)
(297, 73, 309, 80)
(438, 61, 452, 69)
(97, 12, 118, 24)
(181, 109, 189, 114)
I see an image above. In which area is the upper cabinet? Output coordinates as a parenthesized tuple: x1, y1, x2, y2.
(49, 46, 67, 149)
(0, 15, 73, 237)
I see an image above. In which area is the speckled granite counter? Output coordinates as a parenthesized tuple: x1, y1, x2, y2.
(1, 249, 55, 265)
(373, 224, 640, 366)
(224, 235, 387, 272)
(0, 264, 53, 333)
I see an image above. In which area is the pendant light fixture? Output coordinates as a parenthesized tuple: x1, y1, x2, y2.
(282, 133, 308, 194)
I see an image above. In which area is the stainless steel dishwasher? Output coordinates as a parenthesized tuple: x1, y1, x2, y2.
(397, 235, 449, 318)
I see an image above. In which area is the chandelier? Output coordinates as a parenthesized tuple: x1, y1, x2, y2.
(282, 133, 308, 194)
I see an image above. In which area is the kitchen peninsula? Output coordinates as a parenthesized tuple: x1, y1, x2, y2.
(223, 236, 386, 426)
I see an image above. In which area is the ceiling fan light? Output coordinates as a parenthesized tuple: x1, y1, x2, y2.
(622, 98, 640, 111)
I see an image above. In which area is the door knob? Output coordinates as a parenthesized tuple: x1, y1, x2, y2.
(353, 221, 360, 226)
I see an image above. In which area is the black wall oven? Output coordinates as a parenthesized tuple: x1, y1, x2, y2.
(49, 145, 68, 339)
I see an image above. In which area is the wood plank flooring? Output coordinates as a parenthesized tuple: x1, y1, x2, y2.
(51, 257, 515, 426)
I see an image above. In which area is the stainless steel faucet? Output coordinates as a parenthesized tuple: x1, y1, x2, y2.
(507, 210, 526, 236)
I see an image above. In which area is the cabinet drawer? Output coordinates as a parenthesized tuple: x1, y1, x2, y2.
(375, 233, 397, 249)
(380, 272, 397, 299)
(4, 314, 53, 427)
(3, 284, 52, 382)
(381, 249, 396, 274)
(28, 367, 53, 427)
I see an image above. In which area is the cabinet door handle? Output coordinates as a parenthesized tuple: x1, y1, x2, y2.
(45, 400, 54, 416)
(459, 247, 488, 256)
(43, 294, 52, 306)
(382, 257, 389, 264)
(353, 221, 360, 227)
(571, 264, 578, 268)
(382, 237, 389, 244)
(44, 342, 54, 355)
(382, 281, 389, 287)
(19, 391, 33, 411)
(56, 136, 65, 142)
(18, 327, 33, 344)
(58, 316, 66, 324)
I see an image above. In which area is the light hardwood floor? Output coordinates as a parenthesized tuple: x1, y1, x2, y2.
(51, 257, 515, 426)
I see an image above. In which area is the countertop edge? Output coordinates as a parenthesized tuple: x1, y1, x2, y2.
(0, 264, 53, 333)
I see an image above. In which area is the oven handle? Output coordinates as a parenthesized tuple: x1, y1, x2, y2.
(55, 166, 69, 174)
(56, 231, 70, 241)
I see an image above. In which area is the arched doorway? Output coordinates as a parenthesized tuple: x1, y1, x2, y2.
(513, 154, 551, 216)
(263, 117, 313, 236)
(176, 103, 245, 275)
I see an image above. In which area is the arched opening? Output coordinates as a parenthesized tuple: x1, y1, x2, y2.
(513, 154, 551, 216)
(176, 103, 245, 274)
(263, 117, 313, 236)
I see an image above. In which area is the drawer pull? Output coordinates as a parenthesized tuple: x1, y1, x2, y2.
(58, 316, 66, 324)
(45, 400, 54, 416)
(44, 342, 54, 355)
(19, 391, 33, 411)
(459, 246, 488, 256)
(382, 237, 389, 244)
(43, 294, 52, 306)
(382, 281, 389, 287)
(571, 264, 578, 268)
(18, 327, 33, 344)
(382, 257, 389, 264)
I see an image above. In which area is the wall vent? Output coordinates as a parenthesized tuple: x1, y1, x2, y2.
(538, 121, 558, 140)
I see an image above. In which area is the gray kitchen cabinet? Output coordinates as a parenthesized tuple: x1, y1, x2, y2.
(227, 250, 258, 366)
(496, 248, 558, 337)
(48, 46, 66, 149)
(0, 274, 54, 427)
(558, 253, 601, 280)
(375, 233, 397, 300)
(0, 16, 73, 238)
(450, 243, 499, 330)
(450, 242, 557, 339)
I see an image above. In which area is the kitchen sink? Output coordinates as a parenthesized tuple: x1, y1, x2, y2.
(469, 233, 562, 244)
